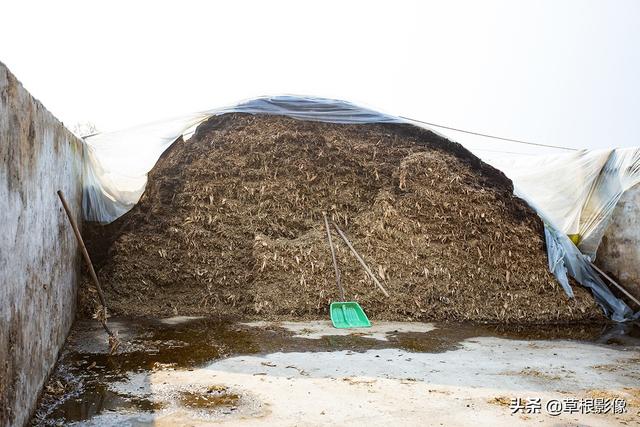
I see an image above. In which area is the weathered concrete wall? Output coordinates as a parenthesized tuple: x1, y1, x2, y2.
(0, 62, 84, 427)
(597, 183, 640, 301)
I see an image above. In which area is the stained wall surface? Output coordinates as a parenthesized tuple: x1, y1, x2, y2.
(0, 62, 84, 427)
(597, 183, 640, 301)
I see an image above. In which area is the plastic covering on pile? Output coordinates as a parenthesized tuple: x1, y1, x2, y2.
(487, 148, 640, 259)
(82, 95, 638, 321)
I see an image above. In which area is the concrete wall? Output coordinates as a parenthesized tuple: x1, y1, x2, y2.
(0, 62, 84, 427)
(597, 183, 640, 301)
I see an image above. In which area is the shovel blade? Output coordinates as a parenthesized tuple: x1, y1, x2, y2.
(330, 302, 371, 328)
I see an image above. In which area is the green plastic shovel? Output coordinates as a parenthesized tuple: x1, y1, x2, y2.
(330, 301, 371, 329)
(323, 212, 371, 328)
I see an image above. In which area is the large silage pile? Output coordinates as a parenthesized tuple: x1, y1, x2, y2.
(84, 113, 603, 323)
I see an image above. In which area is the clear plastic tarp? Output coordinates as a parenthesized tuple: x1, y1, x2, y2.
(82, 96, 639, 321)
(82, 96, 405, 222)
(487, 148, 640, 259)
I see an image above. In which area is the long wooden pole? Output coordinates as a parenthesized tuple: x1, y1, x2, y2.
(323, 212, 344, 301)
(589, 261, 640, 308)
(332, 222, 389, 297)
(57, 190, 120, 352)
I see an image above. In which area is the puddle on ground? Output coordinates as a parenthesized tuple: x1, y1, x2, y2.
(46, 382, 165, 423)
(31, 317, 639, 425)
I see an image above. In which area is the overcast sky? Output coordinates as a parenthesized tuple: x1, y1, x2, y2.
(1, 0, 639, 156)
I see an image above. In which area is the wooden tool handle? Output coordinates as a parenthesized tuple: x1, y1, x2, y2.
(333, 222, 389, 298)
(323, 212, 344, 300)
(57, 190, 117, 342)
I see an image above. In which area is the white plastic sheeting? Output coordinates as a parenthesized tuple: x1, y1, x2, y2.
(82, 96, 638, 321)
(83, 112, 211, 222)
(487, 148, 640, 259)
(82, 97, 404, 222)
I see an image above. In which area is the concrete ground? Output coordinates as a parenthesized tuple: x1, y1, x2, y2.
(33, 319, 640, 426)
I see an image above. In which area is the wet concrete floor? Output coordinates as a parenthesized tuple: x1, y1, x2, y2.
(31, 318, 640, 426)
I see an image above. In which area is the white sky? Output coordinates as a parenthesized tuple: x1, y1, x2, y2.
(1, 0, 639, 157)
